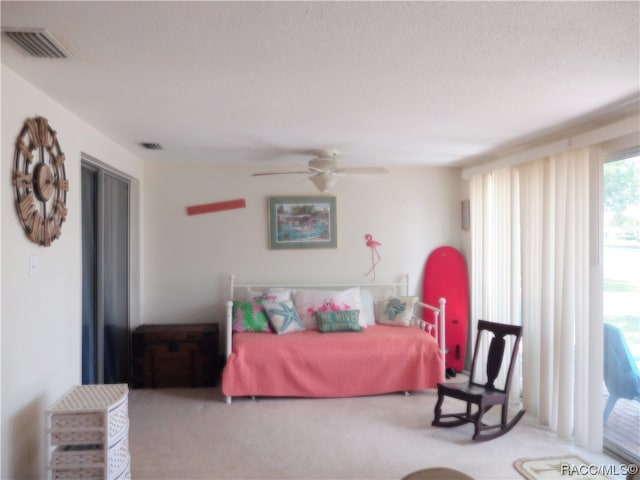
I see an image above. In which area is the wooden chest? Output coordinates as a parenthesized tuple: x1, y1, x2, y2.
(131, 323, 218, 388)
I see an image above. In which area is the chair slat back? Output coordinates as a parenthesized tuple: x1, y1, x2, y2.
(469, 320, 523, 393)
(486, 335, 506, 389)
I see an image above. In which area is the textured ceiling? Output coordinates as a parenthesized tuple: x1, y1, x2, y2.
(1, 1, 639, 169)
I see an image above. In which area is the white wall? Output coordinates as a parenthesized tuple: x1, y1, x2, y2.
(2, 63, 463, 479)
(0, 59, 4, 479)
(1, 65, 144, 479)
(142, 161, 463, 348)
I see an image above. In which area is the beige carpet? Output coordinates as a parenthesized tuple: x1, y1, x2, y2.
(128, 386, 624, 480)
(514, 455, 613, 480)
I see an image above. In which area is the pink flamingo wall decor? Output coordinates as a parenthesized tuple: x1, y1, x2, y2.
(364, 233, 382, 280)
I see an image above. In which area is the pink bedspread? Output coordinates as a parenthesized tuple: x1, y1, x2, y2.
(222, 325, 444, 398)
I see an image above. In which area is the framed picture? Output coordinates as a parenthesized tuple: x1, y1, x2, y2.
(461, 200, 470, 231)
(268, 196, 337, 249)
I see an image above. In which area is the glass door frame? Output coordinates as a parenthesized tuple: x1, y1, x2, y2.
(600, 144, 640, 463)
(81, 155, 131, 384)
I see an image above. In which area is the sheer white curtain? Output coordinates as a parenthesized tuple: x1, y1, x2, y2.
(470, 147, 600, 449)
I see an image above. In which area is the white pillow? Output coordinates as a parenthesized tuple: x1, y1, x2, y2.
(237, 289, 291, 304)
(294, 288, 367, 329)
(267, 288, 292, 302)
(374, 296, 419, 327)
(360, 288, 376, 327)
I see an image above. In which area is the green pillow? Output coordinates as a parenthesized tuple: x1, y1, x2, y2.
(232, 301, 270, 332)
(315, 310, 362, 333)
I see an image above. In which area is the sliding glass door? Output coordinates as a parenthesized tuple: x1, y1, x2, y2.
(603, 153, 640, 462)
(82, 160, 130, 384)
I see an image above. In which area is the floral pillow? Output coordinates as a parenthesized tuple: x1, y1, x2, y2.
(294, 288, 366, 330)
(264, 300, 306, 335)
(374, 296, 419, 327)
(232, 290, 291, 333)
(231, 301, 271, 333)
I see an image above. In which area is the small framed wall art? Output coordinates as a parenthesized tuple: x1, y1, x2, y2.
(461, 199, 470, 231)
(268, 196, 337, 249)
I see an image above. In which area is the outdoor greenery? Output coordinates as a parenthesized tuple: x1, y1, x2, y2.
(605, 315, 640, 335)
(604, 158, 640, 239)
(604, 156, 640, 368)
(604, 279, 640, 292)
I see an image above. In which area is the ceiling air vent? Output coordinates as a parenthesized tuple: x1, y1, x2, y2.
(140, 143, 163, 150)
(2, 28, 72, 59)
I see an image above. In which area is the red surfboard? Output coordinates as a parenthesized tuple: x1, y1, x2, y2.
(423, 246, 469, 374)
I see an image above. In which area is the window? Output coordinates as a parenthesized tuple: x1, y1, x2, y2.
(602, 152, 640, 463)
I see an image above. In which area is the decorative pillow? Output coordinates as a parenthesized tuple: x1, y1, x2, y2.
(239, 289, 291, 305)
(374, 296, 419, 327)
(360, 288, 376, 327)
(294, 288, 366, 330)
(231, 301, 270, 333)
(264, 300, 305, 335)
(268, 288, 293, 301)
(316, 310, 362, 333)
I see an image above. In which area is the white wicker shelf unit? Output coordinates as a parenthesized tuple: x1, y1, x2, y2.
(46, 384, 130, 480)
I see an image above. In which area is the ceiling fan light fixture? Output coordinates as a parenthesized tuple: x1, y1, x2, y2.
(252, 149, 389, 191)
(310, 174, 338, 193)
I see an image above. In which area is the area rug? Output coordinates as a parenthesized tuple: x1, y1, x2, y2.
(514, 455, 612, 480)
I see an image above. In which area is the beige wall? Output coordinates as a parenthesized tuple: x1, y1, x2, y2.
(141, 162, 463, 347)
(2, 64, 463, 479)
(0, 60, 3, 479)
(1, 65, 144, 479)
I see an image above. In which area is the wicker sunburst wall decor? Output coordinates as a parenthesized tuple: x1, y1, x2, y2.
(12, 116, 69, 246)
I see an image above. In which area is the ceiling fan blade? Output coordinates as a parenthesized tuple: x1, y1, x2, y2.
(308, 166, 333, 174)
(335, 167, 390, 175)
(252, 171, 310, 176)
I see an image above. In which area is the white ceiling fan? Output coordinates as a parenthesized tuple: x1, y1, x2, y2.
(252, 150, 389, 192)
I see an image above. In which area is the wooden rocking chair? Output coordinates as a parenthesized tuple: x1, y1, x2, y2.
(432, 319, 525, 441)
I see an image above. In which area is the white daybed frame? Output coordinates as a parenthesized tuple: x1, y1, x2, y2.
(224, 273, 446, 404)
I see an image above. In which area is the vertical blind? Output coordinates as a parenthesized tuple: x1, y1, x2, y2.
(470, 147, 601, 449)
